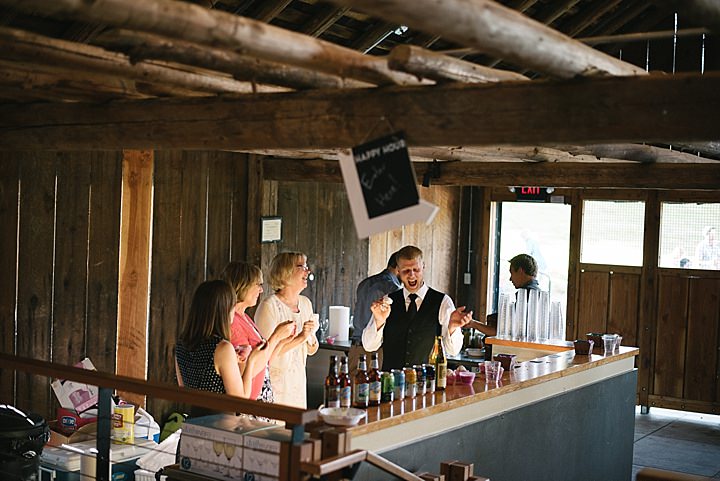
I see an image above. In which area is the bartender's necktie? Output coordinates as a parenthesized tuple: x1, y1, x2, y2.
(407, 293, 418, 319)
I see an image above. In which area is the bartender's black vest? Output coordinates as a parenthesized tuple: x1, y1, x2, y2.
(382, 288, 444, 371)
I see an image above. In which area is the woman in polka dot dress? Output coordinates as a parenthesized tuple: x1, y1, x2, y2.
(175, 280, 265, 416)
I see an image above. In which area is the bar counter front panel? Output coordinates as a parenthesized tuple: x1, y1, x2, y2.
(344, 345, 639, 481)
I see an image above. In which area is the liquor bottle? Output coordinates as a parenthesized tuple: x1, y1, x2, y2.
(324, 355, 340, 408)
(353, 355, 369, 408)
(434, 336, 448, 390)
(368, 352, 381, 406)
(338, 356, 352, 408)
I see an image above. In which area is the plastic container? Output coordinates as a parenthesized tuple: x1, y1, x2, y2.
(134, 408, 160, 443)
(0, 404, 50, 481)
(40, 438, 156, 481)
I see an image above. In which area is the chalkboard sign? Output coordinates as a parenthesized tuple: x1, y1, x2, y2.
(351, 132, 419, 219)
(339, 131, 438, 239)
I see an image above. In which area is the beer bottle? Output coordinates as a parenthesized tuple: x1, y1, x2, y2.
(368, 352, 381, 406)
(353, 355, 369, 408)
(434, 336, 448, 390)
(428, 335, 439, 364)
(324, 355, 340, 408)
(338, 356, 352, 408)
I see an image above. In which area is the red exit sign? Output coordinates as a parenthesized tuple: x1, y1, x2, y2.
(513, 186, 552, 202)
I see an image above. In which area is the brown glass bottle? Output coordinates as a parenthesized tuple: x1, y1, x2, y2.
(338, 356, 352, 408)
(353, 355, 369, 408)
(324, 355, 340, 408)
(434, 336, 447, 390)
(368, 352, 381, 406)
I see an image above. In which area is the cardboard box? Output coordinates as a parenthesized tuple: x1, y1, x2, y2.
(47, 421, 97, 447)
(178, 414, 276, 481)
(243, 428, 315, 481)
(51, 358, 100, 413)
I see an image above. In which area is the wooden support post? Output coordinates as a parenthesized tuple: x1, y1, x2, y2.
(116, 150, 153, 407)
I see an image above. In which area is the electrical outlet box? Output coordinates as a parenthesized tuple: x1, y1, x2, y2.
(463, 272, 471, 284)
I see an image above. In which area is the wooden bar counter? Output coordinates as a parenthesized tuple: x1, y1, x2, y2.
(345, 340, 639, 481)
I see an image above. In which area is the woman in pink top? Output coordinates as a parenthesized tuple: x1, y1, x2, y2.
(221, 262, 295, 402)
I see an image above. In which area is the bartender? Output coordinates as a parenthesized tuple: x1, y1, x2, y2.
(362, 245, 472, 370)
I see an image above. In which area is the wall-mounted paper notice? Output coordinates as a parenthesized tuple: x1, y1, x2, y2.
(339, 131, 438, 239)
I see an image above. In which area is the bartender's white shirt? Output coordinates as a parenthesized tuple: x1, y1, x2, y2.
(362, 283, 463, 356)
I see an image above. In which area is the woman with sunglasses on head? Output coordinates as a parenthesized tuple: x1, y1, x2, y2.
(221, 261, 295, 405)
(255, 252, 319, 409)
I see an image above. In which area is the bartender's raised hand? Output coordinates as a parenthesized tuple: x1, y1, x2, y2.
(449, 306, 473, 333)
(370, 296, 392, 329)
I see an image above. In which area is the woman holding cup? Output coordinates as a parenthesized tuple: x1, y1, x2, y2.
(255, 252, 319, 409)
(221, 261, 296, 404)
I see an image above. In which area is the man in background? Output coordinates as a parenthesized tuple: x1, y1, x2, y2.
(469, 253, 540, 337)
(508, 253, 540, 291)
(348, 251, 401, 375)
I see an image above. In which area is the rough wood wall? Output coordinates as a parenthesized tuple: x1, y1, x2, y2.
(368, 185, 462, 297)
(0, 152, 122, 418)
(261, 181, 369, 322)
(146, 150, 250, 420)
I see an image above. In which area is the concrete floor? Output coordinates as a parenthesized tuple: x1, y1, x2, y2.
(632, 406, 720, 479)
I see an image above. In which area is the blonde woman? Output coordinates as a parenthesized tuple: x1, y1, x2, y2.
(255, 252, 319, 409)
(221, 261, 295, 404)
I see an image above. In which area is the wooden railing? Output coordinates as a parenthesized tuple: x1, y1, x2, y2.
(1, 352, 428, 481)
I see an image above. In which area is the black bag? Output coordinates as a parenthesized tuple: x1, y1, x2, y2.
(0, 405, 50, 481)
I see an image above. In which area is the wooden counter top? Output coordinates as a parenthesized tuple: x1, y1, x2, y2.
(346, 346, 639, 440)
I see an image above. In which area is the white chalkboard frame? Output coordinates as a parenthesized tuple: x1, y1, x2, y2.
(339, 147, 438, 239)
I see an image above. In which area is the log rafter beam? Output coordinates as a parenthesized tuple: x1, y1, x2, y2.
(388, 44, 529, 83)
(94, 28, 368, 90)
(0, 0, 422, 86)
(0, 72, 717, 151)
(261, 157, 720, 190)
(327, 0, 645, 78)
(0, 27, 280, 95)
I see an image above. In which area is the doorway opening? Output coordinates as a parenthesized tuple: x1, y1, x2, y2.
(487, 201, 571, 322)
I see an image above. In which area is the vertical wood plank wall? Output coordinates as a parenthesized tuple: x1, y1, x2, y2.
(264, 181, 370, 322)
(368, 185, 461, 297)
(146, 151, 251, 419)
(0, 152, 122, 417)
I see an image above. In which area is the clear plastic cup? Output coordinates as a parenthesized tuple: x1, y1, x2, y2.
(602, 334, 617, 356)
(484, 360, 504, 383)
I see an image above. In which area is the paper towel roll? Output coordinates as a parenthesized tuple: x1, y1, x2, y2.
(328, 306, 350, 341)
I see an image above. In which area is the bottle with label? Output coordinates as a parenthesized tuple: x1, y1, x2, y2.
(434, 336, 448, 390)
(353, 355, 369, 408)
(368, 352, 382, 406)
(324, 355, 340, 408)
(338, 356, 352, 408)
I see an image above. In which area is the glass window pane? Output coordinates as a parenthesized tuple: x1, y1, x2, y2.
(659, 202, 720, 270)
(580, 200, 645, 266)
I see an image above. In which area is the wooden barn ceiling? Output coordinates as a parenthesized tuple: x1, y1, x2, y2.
(0, 0, 718, 171)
